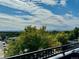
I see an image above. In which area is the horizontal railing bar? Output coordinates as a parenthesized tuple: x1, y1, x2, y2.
(6, 42, 79, 59)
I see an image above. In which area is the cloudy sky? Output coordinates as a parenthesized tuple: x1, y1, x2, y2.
(0, 0, 79, 31)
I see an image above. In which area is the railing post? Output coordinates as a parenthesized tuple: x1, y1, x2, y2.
(62, 51, 65, 57)
(61, 46, 65, 57)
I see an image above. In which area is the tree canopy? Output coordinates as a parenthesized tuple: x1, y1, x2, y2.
(5, 26, 79, 57)
(5, 26, 60, 57)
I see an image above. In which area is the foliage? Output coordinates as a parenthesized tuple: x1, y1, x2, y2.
(55, 32, 69, 45)
(5, 26, 60, 57)
(5, 26, 79, 57)
(68, 27, 79, 40)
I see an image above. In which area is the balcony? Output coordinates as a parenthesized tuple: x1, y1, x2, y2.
(5, 42, 79, 59)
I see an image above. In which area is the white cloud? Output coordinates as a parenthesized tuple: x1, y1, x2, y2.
(0, 8, 68, 31)
(0, 0, 79, 31)
(42, 0, 58, 5)
(0, 13, 29, 30)
(60, 0, 67, 6)
(0, 0, 39, 13)
(65, 13, 73, 17)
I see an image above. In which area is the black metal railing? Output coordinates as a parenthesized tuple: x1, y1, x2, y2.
(6, 42, 79, 59)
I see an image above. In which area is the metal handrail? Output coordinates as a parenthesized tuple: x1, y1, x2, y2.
(6, 42, 79, 59)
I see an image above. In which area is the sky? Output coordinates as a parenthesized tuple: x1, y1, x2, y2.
(0, 0, 79, 31)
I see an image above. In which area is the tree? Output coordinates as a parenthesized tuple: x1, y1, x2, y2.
(68, 27, 79, 40)
(56, 32, 69, 45)
(73, 27, 79, 39)
(5, 26, 60, 57)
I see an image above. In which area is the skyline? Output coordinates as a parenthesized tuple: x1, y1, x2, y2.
(0, 0, 79, 31)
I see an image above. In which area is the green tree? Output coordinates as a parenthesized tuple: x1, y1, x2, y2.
(68, 27, 79, 40)
(56, 32, 69, 45)
(5, 26, 60, 57)
(73, 27, 79, 39)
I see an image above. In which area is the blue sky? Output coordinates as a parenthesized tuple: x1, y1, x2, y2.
(0, 0, 79, 31)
